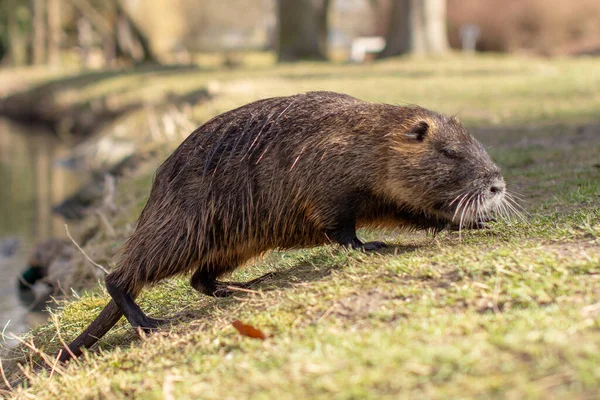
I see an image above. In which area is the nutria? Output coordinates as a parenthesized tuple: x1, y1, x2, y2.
(59, 91, 509, 362)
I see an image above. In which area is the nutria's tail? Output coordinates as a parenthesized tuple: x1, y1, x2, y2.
(57, 300, 122, 363)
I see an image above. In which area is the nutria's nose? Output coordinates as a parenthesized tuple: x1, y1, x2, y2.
(489, 178, 506, 195)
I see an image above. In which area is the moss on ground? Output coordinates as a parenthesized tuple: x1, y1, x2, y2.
(1, 53, 599, 399)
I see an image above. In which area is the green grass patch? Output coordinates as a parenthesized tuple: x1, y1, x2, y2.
(1, 54, 599, 399)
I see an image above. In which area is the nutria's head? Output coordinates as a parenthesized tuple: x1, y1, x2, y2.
(381, 107, 507, 227)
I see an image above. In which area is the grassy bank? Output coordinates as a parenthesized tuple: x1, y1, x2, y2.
(2, 52, 600, 135)
(1, 54, 599, 399)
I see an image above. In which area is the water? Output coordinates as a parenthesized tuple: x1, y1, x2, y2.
(0, 119, 84, 345)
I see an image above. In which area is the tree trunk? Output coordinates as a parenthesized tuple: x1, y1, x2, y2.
(378, 0, 448, 58)
(422, 0, 448, 53)
(70, 0, 159, 66)
(47, 0, 61, 67)
(7, 1, 27, 66)
(32, 0, 46, 64)
(104, 36, 117, 68)
(378, 0, 410, 57)
(77, 17, 93, 69)
(277, 0, 330, 62)
(114, 0, 159, 64)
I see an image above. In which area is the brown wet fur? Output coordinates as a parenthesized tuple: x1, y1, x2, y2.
(60, 91, 505, 362)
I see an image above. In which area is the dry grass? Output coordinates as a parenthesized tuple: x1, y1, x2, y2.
(0, 53, 599, 399)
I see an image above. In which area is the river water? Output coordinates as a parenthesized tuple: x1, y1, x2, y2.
(0, 119, 84, 345)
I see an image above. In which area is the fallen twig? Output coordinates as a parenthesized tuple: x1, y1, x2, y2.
(65, 224, 109, 275)
(9, 335, 65, 377)
(225, 286, 263, 297)
(95, 210, 116, 237)
(51, 313, 78, 364)
(102, 174, 117, 215)
(162, 375, 184, 400)
(318, 303, 337, 323)
(493, 277, 502, 314)
(0, 357, 13, 391)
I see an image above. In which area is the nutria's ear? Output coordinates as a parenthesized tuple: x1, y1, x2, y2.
(405, 121, 429, 142)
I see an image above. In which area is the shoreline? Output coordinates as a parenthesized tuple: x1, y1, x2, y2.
(0, 65, 206, 141)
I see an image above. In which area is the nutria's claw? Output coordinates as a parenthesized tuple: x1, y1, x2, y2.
(210, 272, 275, 297)
(358, 241, 388, 252)
(211, 286, 237, 298)
(132, 316, 171, 334)
(471, 221, 488, 230)
(448, 216, 497, 231)
(145, 316, 171, 327)
(472, 216, 497, 230)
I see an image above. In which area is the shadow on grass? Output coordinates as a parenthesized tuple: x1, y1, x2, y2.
(102, 244, 420, 352)
(278, 67, 531, 82)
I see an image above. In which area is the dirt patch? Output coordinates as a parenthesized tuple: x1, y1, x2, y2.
(324, 288, 407, 324)
(473, 123, 600, 150)
(539, 241, 600, 260)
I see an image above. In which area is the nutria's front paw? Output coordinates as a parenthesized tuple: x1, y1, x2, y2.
(342, 237, 387, 252)
(472, 216, 497, 229)
(358, 241, 387, 251)
(211, 285, 235, 298)
(448, 216, 497, 231)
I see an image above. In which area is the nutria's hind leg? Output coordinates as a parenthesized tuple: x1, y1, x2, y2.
(105, 277, 168, 332)
(190, 267, 274, 298)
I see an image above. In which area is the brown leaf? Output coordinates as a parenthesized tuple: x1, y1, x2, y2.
(232, 320, 266, 340)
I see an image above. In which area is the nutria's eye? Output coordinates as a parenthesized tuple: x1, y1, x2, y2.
(405, 121, 429, 142)
(440, 148, 461, 159)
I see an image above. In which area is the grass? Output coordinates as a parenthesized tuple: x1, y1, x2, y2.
(1, 53, 599, 399)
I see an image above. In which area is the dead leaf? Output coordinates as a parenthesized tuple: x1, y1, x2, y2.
(232, 320, 267, 340)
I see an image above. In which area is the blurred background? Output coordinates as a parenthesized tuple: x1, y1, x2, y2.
(1, 0, 600, 69)
(0, 0, 599, 343)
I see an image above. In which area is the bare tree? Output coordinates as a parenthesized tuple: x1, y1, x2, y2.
(69, 0, 159, 66)
(5, 0, 27, 65)
(32, 0, 46, 64)
(47, 0, 61, 67)
(113, 0, 158, 64)
(277, 0, 330, 61)
(379, 0, 449, 58)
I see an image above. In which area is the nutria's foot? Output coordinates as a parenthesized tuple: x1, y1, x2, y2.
(471, 221, 489, 230)
(359, 241, 387, 251)
(470, 216, 497, 230)
(449, 216, 497, 231)
(326, 217, 387, 252)
(145, 316, 171, 327)
(343, 237, 387, 252)
(194, 272, 275, 298)
(105, 278, 168, 334)
(131, 315, 171, 333)
(210, 283, 239, 298)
